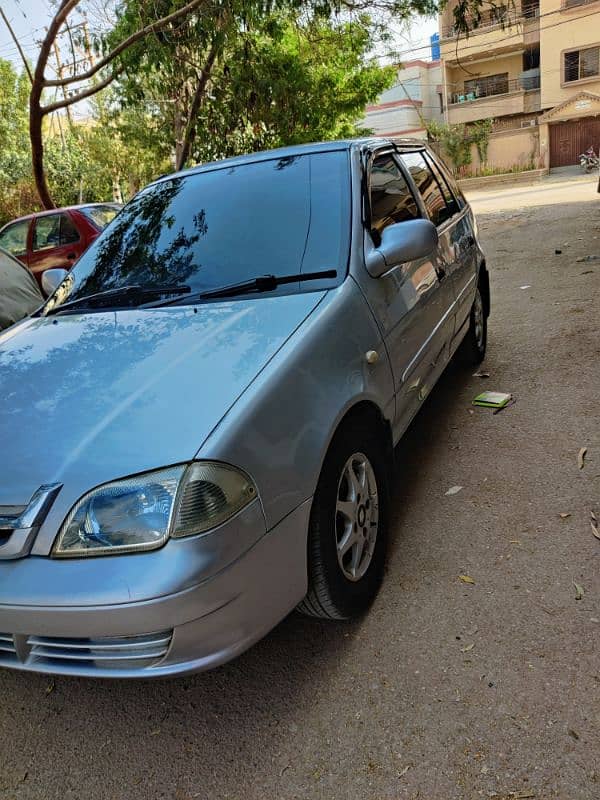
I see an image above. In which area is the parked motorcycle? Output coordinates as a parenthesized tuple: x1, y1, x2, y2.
(579, 146, 600, 173)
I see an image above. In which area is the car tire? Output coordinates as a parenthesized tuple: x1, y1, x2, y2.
(458, 283, 487, 365)
(297, 418, 389, 620)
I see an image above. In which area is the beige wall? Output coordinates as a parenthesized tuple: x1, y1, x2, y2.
(540, 0, 600, 107)
(449, 92, 528, 124)
(469, 127, 540, 171)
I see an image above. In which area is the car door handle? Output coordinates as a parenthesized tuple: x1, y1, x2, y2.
(66, 252, 77, 259)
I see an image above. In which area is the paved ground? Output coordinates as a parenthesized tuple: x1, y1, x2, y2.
(1, 175, 600, 800)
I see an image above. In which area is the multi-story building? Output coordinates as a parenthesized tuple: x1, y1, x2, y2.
(361, 59, 444, 139)
(438, 0, 600, 170)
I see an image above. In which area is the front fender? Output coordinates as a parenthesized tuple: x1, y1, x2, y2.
(197, 278, 395, 530)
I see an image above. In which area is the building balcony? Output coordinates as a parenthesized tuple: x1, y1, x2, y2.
(447, 73, 541, 123)
(440, 5, 539, 61)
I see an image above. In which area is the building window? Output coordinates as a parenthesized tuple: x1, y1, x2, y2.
(463, 73, 509, 99)
(564, 47, 600, 82)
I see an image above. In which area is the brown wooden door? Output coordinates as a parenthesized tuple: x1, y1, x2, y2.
(550, 117, 600, 167)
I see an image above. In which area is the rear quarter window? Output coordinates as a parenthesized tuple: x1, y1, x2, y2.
(401, 151, 455, 228)
(80, 205, 121, 230)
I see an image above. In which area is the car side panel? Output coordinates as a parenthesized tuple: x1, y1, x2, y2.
(196, 278, 396, 531)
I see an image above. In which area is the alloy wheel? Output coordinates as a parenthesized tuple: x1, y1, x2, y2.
(335, 452, 379, 582)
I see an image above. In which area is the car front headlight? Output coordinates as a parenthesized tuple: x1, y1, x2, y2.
(53, 462, 257, 557)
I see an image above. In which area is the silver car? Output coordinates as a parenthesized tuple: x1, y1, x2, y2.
(0, 139, 489, 678)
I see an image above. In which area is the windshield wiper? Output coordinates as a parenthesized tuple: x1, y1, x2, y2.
(48, 284, 191, 315)
(148, 269, 337, 307)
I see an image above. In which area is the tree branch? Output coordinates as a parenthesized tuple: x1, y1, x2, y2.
(0, 5, 33, 83)
(176, 39, 220, 170)
(44, 0, 208, 88)
(42, 66, 125, 113)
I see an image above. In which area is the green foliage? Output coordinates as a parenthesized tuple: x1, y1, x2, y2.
(0, 57, 169, 225)
(427, 120, 472, 171)
(0, 59, 36, 224)
(469, 118, 493, 163)
(427, 117, 494, 172)
(111, 2, 396, 167)
(190, 14, 397, 162)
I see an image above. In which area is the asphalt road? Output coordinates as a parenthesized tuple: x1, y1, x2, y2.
(1, 174, 600, 800)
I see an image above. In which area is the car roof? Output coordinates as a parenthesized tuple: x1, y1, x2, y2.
(0, 202, 123, 229)
(149, 137, 430, 188)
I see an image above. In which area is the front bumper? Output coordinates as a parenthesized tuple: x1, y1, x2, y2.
(0, 499, 310, 678)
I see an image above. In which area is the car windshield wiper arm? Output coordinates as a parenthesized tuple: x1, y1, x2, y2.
(149, 270, 337, 307)
(48, 284, 191, 314)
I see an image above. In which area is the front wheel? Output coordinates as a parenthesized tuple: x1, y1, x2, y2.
(297, 421, 389, 620)
(458, 284, 487, 365)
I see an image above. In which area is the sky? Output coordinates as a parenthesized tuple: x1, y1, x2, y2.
(0, 0, 440, 73)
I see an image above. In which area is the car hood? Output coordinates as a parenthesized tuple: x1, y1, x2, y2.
(0, 293, 325, 505)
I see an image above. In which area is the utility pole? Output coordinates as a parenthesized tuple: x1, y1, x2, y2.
(52, 36, 73, 127)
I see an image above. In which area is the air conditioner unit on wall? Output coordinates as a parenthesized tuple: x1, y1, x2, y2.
(520, 119, 537, 128)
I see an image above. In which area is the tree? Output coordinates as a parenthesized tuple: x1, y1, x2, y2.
(116, 10, 396, 167)
(27, 0, 447, 206)
(29, 0, 214, 208)
(0, 59, 37, 224)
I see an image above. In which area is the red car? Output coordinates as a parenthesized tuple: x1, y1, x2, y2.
(0, 203, 121, 287)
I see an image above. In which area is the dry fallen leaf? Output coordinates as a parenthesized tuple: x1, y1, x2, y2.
(445, 485, 463, 496)
(591, 522, 600, 541)
(512, 792, 536, 799)
(398, 765, 410, 778)
(578, 447, 587, 470)
(559, 513, 571, 519)
(473, 371, 490, 378)
(461, 643, 475, 652)
(591, 511, 597, 521)
(568, 728, 580, 740)
(573, 581, 584, 601)
(459, 574, 476, 585)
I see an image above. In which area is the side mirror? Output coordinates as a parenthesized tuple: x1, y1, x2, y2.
(41, 268, 68, 297)
(365, 219, 439, 278)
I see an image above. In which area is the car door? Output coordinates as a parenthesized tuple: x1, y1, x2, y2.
(28, 212, 81, 284)
(401, 149, 476, 349)
(359, 149, 454, 439)
(425, 150, 479, 340)
(0, 219, 31, 266)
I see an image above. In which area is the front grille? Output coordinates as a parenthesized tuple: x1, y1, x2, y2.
(0, 633, 18, 662)
(0, 631, 172, 672)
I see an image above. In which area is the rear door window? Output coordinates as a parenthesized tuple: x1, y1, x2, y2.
(0, 220, 30, 257)
(401, 151, 456, 228)
(369, 153, 420, 246)
(33, 213, 80, 251)
(60, 213, 80, 244)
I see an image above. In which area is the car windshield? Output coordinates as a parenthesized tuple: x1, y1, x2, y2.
(53, 151, 350, 308)
(79, 204, 121, 230)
